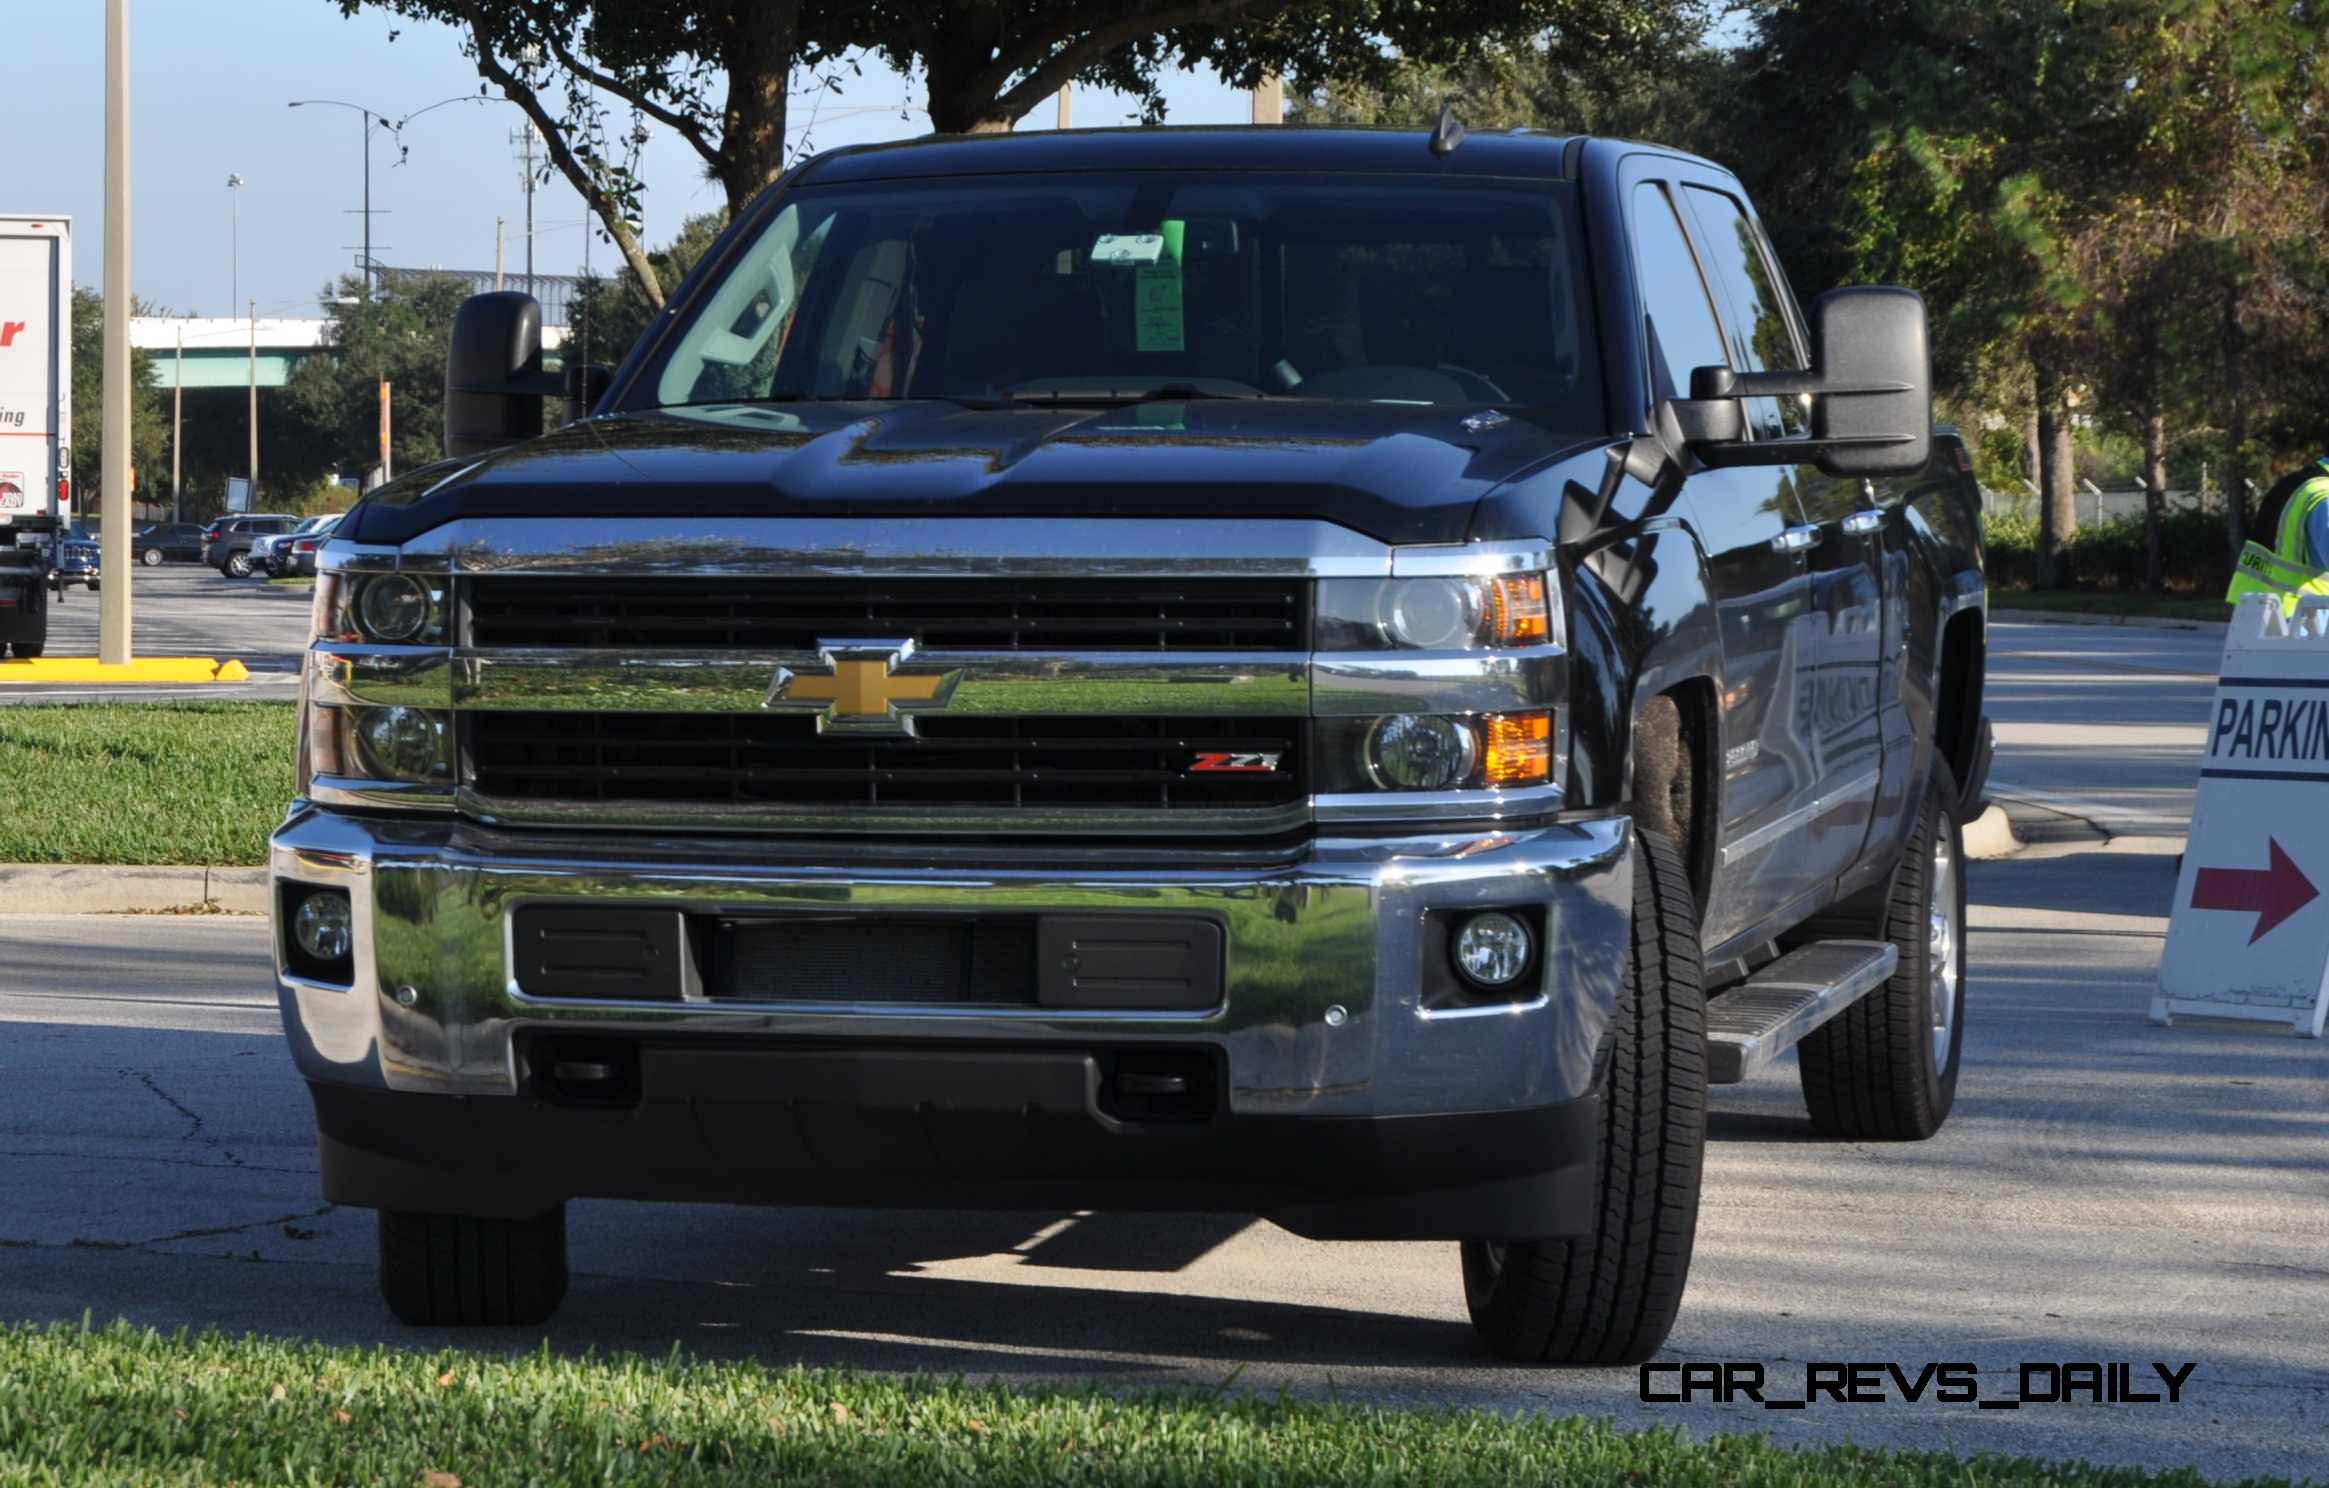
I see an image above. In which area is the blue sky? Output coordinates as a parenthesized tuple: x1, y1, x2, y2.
(8, 0, 1257, 319)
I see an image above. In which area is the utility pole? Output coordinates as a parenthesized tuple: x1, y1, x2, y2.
(1056, 85, 1071, 130)
(247, 299, 259, 502)
(512, 125, 537, 299)
(494, 215, 505, 290)
(101, 0, 133, 663)
(171, 325, 182, 524)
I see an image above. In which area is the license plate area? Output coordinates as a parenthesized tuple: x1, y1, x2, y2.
(509, 906, 1223, 1012)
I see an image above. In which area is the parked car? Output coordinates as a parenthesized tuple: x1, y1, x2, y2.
(203, 513, 295, 577)
(275, 125, 1990, 1356)
(282, 513, 343, 578)
(134, 522, 205, 566)
(257, 514, 340, 577)
(51, 524, 99, 589)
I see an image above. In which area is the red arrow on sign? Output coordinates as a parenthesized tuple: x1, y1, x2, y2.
(2192, 838, 2320, 945)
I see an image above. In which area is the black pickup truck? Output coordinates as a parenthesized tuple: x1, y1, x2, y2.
(274, 123, 1988, 1363)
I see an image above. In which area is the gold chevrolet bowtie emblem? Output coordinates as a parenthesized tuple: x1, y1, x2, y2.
(762, 638, 962, 736)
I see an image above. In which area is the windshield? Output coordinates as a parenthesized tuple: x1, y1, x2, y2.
(641, 171, 1602, 417)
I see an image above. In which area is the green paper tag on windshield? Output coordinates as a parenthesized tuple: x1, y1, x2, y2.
(1134, 220, 1185, 353)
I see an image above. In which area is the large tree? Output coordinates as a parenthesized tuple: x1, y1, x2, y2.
(339, 0, 1699, 306)
(281, 272, 474, 487)
(66, 288, 168, 518)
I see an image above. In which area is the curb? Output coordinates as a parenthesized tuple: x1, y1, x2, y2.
(1961, 803, 2020, 860)
(0, 863, 267, 915)
(1990, 607, 2227, 634)
(0, 656, 252, 684)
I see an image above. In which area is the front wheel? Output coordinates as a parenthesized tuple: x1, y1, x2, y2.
(1797, 758, 1967, 1140)
(378, 1206, 569, 1326)
(1461, 827, 1707, 1365)
(224, 552, 252, 578)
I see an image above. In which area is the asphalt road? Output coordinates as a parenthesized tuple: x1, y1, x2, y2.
(0, 564, 305, 704)
(3, 618, 2323, 1484)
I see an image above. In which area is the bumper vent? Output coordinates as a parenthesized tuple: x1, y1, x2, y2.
(465, 576, 1309, 652)
(467, 712, 1305, 811)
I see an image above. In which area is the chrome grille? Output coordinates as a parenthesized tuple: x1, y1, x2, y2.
(465, 576, 1308, 652)
(466, 712, 1305, 811)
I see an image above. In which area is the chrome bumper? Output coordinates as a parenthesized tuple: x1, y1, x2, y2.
(270, 809, 1632, 1120)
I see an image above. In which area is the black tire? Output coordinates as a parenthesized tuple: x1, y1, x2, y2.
(224, 551, 253, 578)
(1460, 828, 1707, 1365)
(9, 643, 40, 660)
(140, 547, 163, 567)
(378, 1206, 569, 1326)
(1798, 758, 1966, 1140)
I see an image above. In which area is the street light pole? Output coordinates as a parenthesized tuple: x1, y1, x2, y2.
(226, 174, 243, 314)
(291, 95, 495, 297)
(101, 0, 133, 664)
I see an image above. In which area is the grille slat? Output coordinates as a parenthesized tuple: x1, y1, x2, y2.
(469, 712, 1304, 811)
(467, 577, 1308, 652)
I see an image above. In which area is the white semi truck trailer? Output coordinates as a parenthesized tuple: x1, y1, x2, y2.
(0, 214, 71, 659)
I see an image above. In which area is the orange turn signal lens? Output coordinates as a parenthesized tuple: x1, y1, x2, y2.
(1487, 573, 1551, 646)
(1482, 711, 1553, 787)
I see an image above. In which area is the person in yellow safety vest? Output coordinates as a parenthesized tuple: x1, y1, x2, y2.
(2226, 457, 2329, 614)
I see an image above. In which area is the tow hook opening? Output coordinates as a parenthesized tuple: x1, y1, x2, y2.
(526, 1035, 642, 1109)
(1098, 1048, 1222, 1124)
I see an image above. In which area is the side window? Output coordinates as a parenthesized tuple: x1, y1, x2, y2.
(1629, 182, 1731, 405)
(1682, 185, 1808, 439)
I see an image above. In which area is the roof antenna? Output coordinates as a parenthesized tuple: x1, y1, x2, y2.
(1429, 99, 1467, 157)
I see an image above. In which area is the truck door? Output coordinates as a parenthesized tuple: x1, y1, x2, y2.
(1626, 179, 1818, 946)
(1678, 184, 1887, 891)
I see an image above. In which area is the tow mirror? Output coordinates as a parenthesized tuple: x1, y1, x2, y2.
(445, 292, 559, 457)
(1671, 286, 1932, 478)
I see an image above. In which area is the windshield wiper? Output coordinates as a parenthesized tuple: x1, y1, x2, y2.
(1005, 383, 1268, 407)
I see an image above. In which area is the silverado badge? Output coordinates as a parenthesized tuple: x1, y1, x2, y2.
(761, 638, 963, 736)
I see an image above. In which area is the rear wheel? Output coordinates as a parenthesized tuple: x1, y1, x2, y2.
(1797, 759, 1966, 1140)
(140, 546, 163, 567)
(378, 1206, 569, 1326)
(1460, 827, 1707, 1365)
(224, 551, 253, 578)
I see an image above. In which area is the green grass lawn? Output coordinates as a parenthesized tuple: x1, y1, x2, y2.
(0, 702, 295, 865)
(1988, 587, 2234, 623)
(0, 1321, 2275, 1488)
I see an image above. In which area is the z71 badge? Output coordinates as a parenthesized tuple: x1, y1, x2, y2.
(1190, 751, 1283, 774)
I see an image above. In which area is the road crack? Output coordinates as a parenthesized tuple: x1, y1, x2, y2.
(120, 1067, 245, 1167)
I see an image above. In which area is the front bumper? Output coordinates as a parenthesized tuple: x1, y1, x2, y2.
(272, 809, 1633, 1237)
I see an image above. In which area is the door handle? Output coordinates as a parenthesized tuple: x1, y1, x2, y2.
(1772, 525, 1820, 553)
(1841, 510, 1884, 536)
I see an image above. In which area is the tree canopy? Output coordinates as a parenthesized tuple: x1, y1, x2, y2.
(336, 0, 1702, 304)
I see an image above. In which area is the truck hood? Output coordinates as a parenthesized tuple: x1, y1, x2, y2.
(345, 400, 1602, 549)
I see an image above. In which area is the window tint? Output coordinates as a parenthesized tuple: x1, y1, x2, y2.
(1683, 186, 1807, 438)
(1630, 183, 1731, 405)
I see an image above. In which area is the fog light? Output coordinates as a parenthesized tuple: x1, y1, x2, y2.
(1453, 910, 1533, 987)
(292, 891, 353, 964)
(357, 573, 431, 641)
(355, 706, 444, 781)
(1365, 713, 1478, 791)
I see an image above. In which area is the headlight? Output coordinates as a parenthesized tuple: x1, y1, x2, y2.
(307, 704, 450, 786)
(1319, 571, 1559, 651)
(1364, 714, 1478, 791)
(351, 705, 448, 781)
(357, 573, 433, 642)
